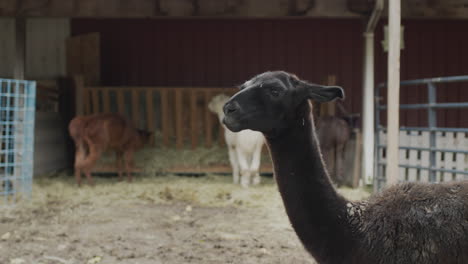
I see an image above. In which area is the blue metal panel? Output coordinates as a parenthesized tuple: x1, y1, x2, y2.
(0, 78, 36, 206)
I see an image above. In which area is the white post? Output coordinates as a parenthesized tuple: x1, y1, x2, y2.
(386, 0, 401, 186)
(362, 32, 375, 185)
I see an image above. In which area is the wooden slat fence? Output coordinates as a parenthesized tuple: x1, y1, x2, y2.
(36, 80, 60, 112)
(82, 86, 237, 149)
(378, 130, 468, 183)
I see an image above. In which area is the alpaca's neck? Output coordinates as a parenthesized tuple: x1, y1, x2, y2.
(266, 102, 352, 261)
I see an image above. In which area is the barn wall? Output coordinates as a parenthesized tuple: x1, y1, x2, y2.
(2, 0, 468, 19)
(375, 19, 468, 128)
(71, 18, 366, 117)
(26, 18, 70, 80)
(0, 18, 70, 80)
(34, 112, 69, 175)
(71, 18, 468, 127)
(0, 18, 15, 78)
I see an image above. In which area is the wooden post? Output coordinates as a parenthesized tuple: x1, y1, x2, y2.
(160, 89, 170, 147)
(204, 91, 213, 148)
(102, 89, 110, 113)
(320, 75, 337, 116)
(190, 89, 198, 149)
(386, 0, 401, 186)
(117, 89, 125, 116)
(84, 89, 91, 115)
(131, 89, 139, 127)
(73, 75, 85, 116)
(175, 89, 184, 149)
(13, 18, 25, 80)
(146, 89, 155, 146)
(352, 130, 363, 188)
(91, 89, 99, 114)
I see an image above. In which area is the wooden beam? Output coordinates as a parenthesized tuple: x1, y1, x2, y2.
(386, 0, 401, 187)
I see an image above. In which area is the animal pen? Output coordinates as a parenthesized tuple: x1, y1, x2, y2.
(375, 76, 468, 190)
(74, 78, 362, 184)
(0, 78, 36, 206)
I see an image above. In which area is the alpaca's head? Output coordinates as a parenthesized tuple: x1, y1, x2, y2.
(208, 94, 230, 122)
(223, 71, 344, 135)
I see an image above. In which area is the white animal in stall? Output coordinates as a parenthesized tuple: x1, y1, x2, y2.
(208, 94, 265, 187)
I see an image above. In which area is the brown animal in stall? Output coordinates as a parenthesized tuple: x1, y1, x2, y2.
(315, 101, 359, 186)
(68, 113, 151, 186)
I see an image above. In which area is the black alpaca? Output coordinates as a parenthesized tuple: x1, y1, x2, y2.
(222, 71, 468, 264)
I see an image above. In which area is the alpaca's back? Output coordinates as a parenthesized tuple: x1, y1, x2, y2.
(352, 182, 468, 264)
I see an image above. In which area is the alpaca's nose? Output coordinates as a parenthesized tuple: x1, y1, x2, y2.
(223, 101, 240, 115)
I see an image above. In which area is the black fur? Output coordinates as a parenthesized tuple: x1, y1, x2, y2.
(223, 71, 468, 264)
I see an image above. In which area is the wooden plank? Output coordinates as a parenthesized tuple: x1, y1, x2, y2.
(204, 91, 213, 148)
(190, 89, 198, 149)
(145, 89, 155, 146)
(66, 32, 100, 85)
(131, 89, 139, 127)
(81, 32, 100, 85)
(91, 89, 99, 114)
(117, 89, 125, 116)
(73, 75, 85, 115)
(102, 89, 110, 113)
(175, 89, 184, 149)
(84, 88, 91, 115)
(160, 89, 170, 147)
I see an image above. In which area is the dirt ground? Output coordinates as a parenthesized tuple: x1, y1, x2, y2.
(0, 173, 370, 264)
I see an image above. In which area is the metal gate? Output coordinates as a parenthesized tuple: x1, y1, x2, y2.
(0, 79, 36, 206)
(375, 76, 468, 191)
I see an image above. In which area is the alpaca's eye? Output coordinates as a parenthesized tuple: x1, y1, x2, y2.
(270, 89, 280, 97)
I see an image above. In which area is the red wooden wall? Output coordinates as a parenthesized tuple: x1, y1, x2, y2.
(71, 18, 468, 128)
(375, 19, 468, 128)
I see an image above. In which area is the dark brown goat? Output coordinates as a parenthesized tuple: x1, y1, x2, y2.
(223, 71, 468, 264)
(69, 113, 151, 186)
(316, 115, 350, 186)
(315, 102, 359, 186)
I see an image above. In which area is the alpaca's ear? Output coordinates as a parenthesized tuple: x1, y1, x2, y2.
(302, 82, 345, 102)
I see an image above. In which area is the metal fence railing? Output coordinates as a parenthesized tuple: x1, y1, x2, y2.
(0, 79, 36, 206)
(375, 76, 468, 191)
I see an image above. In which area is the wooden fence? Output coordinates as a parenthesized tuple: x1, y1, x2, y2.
(77, 82, 237, 149)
